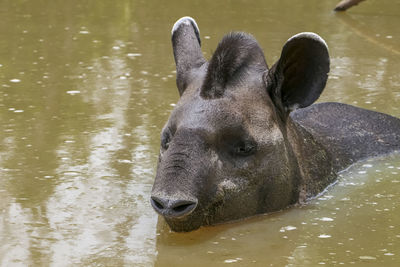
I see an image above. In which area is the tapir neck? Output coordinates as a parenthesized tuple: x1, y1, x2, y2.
(286, 118, 337, 201)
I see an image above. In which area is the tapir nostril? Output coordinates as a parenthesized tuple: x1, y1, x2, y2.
(150, 196, 166, 211)
(150, 196, 197, 218)
(171, 201, 196, 214)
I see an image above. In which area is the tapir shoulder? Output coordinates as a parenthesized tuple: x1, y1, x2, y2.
(291, 102, 400, 168)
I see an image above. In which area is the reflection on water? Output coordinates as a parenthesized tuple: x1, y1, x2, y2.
(0, 0, 399, 266)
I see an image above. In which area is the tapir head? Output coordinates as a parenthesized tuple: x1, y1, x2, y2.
(151, 17, 330, 232)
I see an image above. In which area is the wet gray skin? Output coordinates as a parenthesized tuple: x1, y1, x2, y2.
(150, 17, 400, 232)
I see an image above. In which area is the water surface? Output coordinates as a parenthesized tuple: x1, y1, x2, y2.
(0, 0, 399, 266)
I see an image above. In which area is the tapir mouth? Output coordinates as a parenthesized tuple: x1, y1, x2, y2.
(164, 215, 203, 232)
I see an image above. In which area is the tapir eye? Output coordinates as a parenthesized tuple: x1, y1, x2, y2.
(233, 141, 256, 157)
(161, 131, 171, 150)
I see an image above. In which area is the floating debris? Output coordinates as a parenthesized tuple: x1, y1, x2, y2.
(224, 258, 242, 263)
(280, 226, 297, 232)
(359, 256, 376, 260)
(319, 217, 334, 222)
(127, 53, 142, 58)
(66, 90, 81, 95)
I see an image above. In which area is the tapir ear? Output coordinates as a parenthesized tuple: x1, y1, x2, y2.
(172, 17, 206, 96)
(265, 32, 330, 116)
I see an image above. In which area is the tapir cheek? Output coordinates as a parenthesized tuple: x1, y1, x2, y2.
(215, 179, 243, 199)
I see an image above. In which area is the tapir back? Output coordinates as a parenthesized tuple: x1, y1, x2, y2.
(291, 102, 400, 171)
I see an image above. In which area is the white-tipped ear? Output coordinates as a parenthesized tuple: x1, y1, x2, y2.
(171, 17, 205, 96)
(287, 32, 329, 51)
(265, 32, 330, 116)
(172, 16, 200, 41)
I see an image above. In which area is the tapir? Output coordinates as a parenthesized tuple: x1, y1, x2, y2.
(151, 17, 400, 232)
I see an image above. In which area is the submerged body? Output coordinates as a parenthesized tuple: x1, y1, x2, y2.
(150, 17, 400, 232)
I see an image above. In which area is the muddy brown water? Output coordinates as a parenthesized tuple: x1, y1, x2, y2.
(0, 0, 399, 266)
